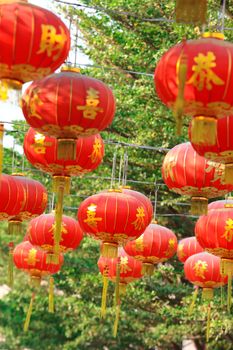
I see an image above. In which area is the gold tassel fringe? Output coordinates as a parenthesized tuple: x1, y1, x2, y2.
(173, 50, 187, 135)
(113, 303, 120, 338)
(224, 164, 233, 185)
(8, 220, 22, 236)
(142, 263, 154, 276)
(202, 288, 214, 301)
(101, 275, 109, 319)
(0, 123, 4, 174)
(30, 276, 41, 288)
(191, 116, 217, 146)
(102, 242, 118, 259)
(49, 276, 55, 313)
(188, 287, 198, 315)
(191, 197, 208, 215)
(206, 304, 211, 342)
(119, 283, 127, 296)
(24, 293, 35, 332)
(57, 138, 76, 160)
(53, 183, 65, 257)
(7, 242, 14, 288)
(176, 0, 207, 25)
(227, 272, 232, 313)
(52, 175, 71, 195)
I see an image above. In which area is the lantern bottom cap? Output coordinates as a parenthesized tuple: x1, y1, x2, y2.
(202, 287, 214, 300)
(191, 197, 208, 215)
(30, 275, 41, 288)
(142, 262, 155, 276)
(1, 78, 22, 90)
(102, 242, 118, 259)
(191, 116, 217, 146)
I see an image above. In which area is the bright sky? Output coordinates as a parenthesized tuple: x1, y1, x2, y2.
(1, 0, 89, 152)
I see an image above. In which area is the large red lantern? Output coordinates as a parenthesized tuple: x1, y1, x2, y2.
(27, 213, 83, 254)
(13, 240, 63, 330)
(155, 33, 233, 144)
(23, 127, 104, 193)
(124, 221, 177, 275)
(22, 69, 115, 160)
(0, 0, 70, 93)
(177, 237, 204, 263)
(162, 142, 233, 215)
(190, 116, 233, 184)
(195, 207, 233, 310)
(78, 189, 150, 258)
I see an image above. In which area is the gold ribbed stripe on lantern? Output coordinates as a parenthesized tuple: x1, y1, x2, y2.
(175, 0, 207, 25)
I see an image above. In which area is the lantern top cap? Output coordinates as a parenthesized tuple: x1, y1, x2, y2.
(0, 0, 28, 3)
(12, 172, 25, 177)
(120, 185, 131, 190)
(151, 219, 158, 224)
(107, 188, 122, 193)
(202, 32, 224, 40)
(61, 66, 81, 74)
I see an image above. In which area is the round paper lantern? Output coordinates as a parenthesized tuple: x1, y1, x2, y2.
(27, 213, 83, 254)
(78, 189, 150, 258)
(124, 221, 177, 275)
(120, 186, 153, 221)
(22, 69, 116, 160)
(23, 127, 104, 193)
(184, 252, 227, 299)
(190, 116, 233, 184)
(177, 237, 204, 263)
(0, 0, 70, 93)
(162, 142, 233, 215)
(155, 33, 233, 144)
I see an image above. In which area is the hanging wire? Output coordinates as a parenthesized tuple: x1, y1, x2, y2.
(74, 21, 79, 66)
(220, 0, 227, 32)
(153, 180, 159, 222)
(11, 139, 16, 174)
(118, 154, 123, 187)
(110, 148, 118, 189)
(122, 152, 128, 186)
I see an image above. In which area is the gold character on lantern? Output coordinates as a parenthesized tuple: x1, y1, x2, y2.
(49, 222, 68, 242)
(163, 155, 177, 181)
(135, 236, 144, 252)
(24, 248, 39, 266)
(31, 133, 52, 154)
(120, 257, 132, 273)
(222, 218, 233, 242)
(37, 25, 67, 60)
(177, 243, 186, 259)
(77, 88, 103, 119)
(165, 238, 176, 257)
(193, 260, 208, 279)
(90, 137, 102, 163)
(84, 203, 102, 228)
(25, 89, 43, 120)
(132, 207, 145, 230)
(205, 161, 225, 184)
(187, 52, 224, 91)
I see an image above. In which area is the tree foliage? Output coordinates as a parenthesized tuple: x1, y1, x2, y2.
(0, 1, 233, 349)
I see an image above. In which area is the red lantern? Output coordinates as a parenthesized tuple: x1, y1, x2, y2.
(78, 189, 150, 258)
(0, 0, 70, 93)
(208, 199, 233, 212)
(162, 142, 233, 215)
(124, 222, 177, 275)
(184, 252, 227, 299)
(190, 116, 233, 184)
(155, 33, 233, 144)
(27, 213, 83, 253)
(23, 127, 104, 193)
(120, 186, 153, 220)
(13, 240, 63, 330)
(22, 69, 116, 160)
(177, 237, 204, 263)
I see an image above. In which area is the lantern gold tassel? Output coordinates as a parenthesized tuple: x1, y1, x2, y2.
(7, 242, 14, 288)
(173, 50, 187, 135)
(142, 262, 154, 276)
(24, 293, 35, 332)
(0, 123, 4, 174)
(113, 303, 120, 338)
(224, 164, 233, 185)
(221, 258, 233, 312)
(227, 271, 232, 313)
(188, 286, 198, 315)
(175, 0, 207, 25)
(8, 220, 22, 236)
(113, 257, 121, 337)
(57, 138, 76, 161)
(101, 275, 109, 319)
(102, 242, 118, 259)
(49, 276, 55, 313)
(191, 197, 208, 215)
(206, 304, 211, 342)
(53, 182, 65, 260)
(191, 116, 217, 146)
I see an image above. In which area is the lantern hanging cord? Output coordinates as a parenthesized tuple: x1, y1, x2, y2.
(110, 149, 118, 189)
(220, 0, 227, 33)
(53, 0, 233, 30)
(153, 181, 159, 221)
(122, 152, 128, 186)
(118, 154, 123, 187)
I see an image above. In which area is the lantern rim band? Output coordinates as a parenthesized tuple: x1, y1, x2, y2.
(202, 32, 224, 40)
(1, 78, 22, 90)
(61, 66, 81, 74)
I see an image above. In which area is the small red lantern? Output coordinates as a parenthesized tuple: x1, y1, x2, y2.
(190, 116, 233, 184)
(13, 241, 63, 330)
(177, 237, 204, 263)
(0, 0, 70, 94)
(27, 213, 83, 254)
(124, 221, 177, 275)
(184, 252, 227, 299)
(22, 69, 115, 160)
(155, 33, 233, 144)
(78, 189, 150, 258)
(162, 142, 233, 215)
(23, 127, 104, 193)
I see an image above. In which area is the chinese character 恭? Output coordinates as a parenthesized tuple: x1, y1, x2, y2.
(222, 218, 233, 242)
(132, 207, 145, 231)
